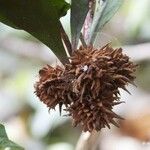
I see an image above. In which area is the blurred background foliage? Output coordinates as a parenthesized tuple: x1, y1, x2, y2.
(0, 0, 150, 150)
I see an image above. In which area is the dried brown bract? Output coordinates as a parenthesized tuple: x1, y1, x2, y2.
(34, 44, 137, 132)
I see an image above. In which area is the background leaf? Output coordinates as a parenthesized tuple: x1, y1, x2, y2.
(89, 0, 123, 44)
(0, 0, 70, 63)
(0, 124, 24, 150)
(0, 125, 8, 139)
(71, 0, 89, 50)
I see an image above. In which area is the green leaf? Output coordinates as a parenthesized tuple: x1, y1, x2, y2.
(0, 125, 8, 139)
(0, 0, 70, 63)
(71, 0, 89, 50)
(0, 139, 24, 150)
(0, 124, 24, 150)
(89, 0, 123, 44)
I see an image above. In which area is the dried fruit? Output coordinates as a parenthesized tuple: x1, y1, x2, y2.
(34, 44, 137, 132)
(65, 44, 137, 131)
(34, 65, 70, 111)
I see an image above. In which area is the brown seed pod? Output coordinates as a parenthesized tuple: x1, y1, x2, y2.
(67, 95, 125, 132)
(34, 44, 137, 132)
(64, 44, 137, 131)
(34, 65, 71, 112)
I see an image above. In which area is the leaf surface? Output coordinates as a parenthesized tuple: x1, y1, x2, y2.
(71, 0, 89, 49)
(0, 124, 24, 150)
(90, 0, 123, 44)
(0, 0, 70, 62)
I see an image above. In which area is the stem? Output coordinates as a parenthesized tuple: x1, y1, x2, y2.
(80, 33, 87, 48)
(83, 0, 96, 45)
(75, 131, 100, 150)
(89, 0, 107, 45)
(60, 24, 72, 56)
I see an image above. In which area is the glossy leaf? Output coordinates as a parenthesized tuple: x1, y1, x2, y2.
(71, 0, 89, 50)
(90, 0, 123, 44)
(0, 0, 70, 63)
(0, 124, 24, 150)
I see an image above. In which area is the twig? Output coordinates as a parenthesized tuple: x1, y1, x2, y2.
(80, 33, 87, 48)
(83, 0, 96, 45)
(60, 24, 72, 56)
(75, 131, 100, 150)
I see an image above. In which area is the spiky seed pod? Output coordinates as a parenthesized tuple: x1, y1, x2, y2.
(34, 65, 71, 111)
(34, 44, 137, 132)
(68, 97, 124, 132)
(65, 44, 137, 131)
